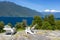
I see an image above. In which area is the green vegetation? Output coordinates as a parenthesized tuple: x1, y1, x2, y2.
(0, 14, 60, 33)
(55, 20, 60, 30)
(31, 14, 60, 30)
(7, 23, 13, 28)
(0, 21, 5, 33)
(32, 16, 42, 29)
(15, 20, 27, 31)
(15, 22, 22, 30)
(42, 21, 52, 30)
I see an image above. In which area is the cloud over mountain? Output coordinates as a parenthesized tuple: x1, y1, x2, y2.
(44, 9, 60, 12)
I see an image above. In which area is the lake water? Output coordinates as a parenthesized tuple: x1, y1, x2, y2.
(0, 17, 60, 26)
(0, 17, 33, 26)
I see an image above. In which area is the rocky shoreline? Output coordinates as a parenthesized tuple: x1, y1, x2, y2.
(0, 30, 60, 40)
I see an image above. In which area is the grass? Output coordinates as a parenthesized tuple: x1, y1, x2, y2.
(17, 29, 24, 31)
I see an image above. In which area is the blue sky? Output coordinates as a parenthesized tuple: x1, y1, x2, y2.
(0, 0, 60, 12)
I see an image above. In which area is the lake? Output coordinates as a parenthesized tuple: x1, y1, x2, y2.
(0, 17, 60, 26)
(0, 17, 33, 26)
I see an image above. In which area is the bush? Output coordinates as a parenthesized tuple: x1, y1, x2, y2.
(0, 21, 5, 33)
(15, 20, 27, 30)
(42, 21, 52, 30)
(55, 20, 60, 30)
(7, 23, 12, 28)
(15, 22, 22, 30)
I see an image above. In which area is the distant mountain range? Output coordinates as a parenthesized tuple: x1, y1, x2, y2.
(0, 1, 60, 18)
(41, 12, 60, 18)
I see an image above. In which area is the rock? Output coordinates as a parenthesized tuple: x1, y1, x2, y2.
(1, 30, 60, 40)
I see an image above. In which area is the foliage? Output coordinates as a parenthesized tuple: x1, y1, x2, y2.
(48, 14, 56, 30)
(7, 23, 12, 27)
(55, 20, 60, 30)
(0, 21, 5, 33)
(15, 20, 27, 30)
(48, 14, 55, 25)
(32, 16, 42, 29)
(15, 22, 22, 30)
(42, 21, 52, 30)
(31, 14, 59, 30)
(21, 20, 27, 29)
(44, 15, 48, 21)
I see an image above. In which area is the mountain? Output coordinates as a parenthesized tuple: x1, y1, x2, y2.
(41, 12, 60, 18)
(0, 1, 60, 18)
(0, 1, 42, 17)
(53, 12, 60, 18)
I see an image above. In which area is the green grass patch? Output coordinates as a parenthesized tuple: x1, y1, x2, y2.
(17, 28, 24, 31)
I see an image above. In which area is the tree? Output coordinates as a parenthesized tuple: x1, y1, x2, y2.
(48, 14, 55, 30)
(7, 23, 12, 28)
(55, 20, 60, 30)
(21, 20, 27, 29)
(32, 16, 42, 29)
(48, 14, 55, 25)
(0, 21, 5, 33)
(42, 21, 52, 30)
(15, 20, 27, 30)
(15, 22, 22, 30)
(44, 15, 48, 21)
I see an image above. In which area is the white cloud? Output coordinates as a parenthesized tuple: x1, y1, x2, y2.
(50, 10, 56, 12)
(44, 9, 60, 12)
(44, 9, 50, 12)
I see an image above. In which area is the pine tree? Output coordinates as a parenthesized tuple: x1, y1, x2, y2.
(32, 16, 42, 29)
